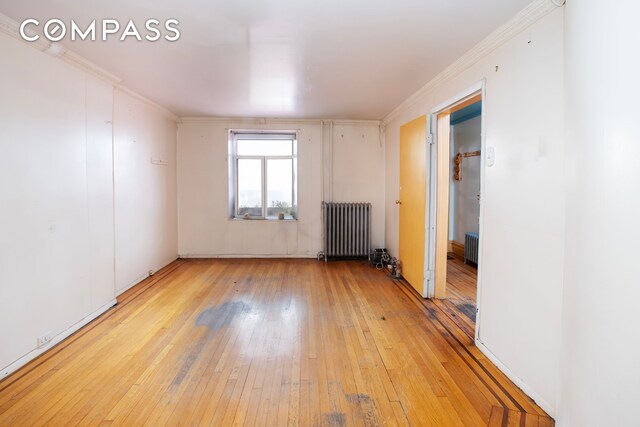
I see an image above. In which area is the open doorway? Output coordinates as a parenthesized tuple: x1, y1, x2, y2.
(427, 90, 483, 339)
(446, 100, 482, 336)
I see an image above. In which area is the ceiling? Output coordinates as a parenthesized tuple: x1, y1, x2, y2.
(0, 0, 532, 119)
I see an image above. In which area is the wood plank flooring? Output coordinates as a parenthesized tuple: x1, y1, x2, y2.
(0, 259, 553, 426)
(434, 257, 479, 339)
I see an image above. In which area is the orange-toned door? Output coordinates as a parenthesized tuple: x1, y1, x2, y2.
(399, 115, 427, 295)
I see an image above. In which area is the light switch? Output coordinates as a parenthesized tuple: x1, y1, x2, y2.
(486, 146, 495, 167)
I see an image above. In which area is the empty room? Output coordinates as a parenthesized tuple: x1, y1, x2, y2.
(1, 0, 639, 426)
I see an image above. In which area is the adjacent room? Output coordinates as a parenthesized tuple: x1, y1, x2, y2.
(1, 0, 639, 426)
(445, 99, 483, 337)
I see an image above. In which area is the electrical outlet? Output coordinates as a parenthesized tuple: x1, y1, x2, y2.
(37, 332, 53, 348)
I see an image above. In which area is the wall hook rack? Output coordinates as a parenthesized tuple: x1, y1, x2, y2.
(453, 150, 481, 181)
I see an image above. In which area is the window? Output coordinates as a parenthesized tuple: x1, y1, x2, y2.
(229, 131, 298, 219)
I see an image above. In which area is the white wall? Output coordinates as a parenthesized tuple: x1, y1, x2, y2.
(384, 8, 565, 415)
(113, 90, 178, 294)
(0, 32, 178, 376)
(177, 119, 384, 257)
(559, 0, 640, 425)
(0, 33, 115, 376)
(450, 116, 481, 244)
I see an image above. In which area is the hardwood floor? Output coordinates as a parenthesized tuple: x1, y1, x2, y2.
(0, 259, 553, 426)
(434, 256, 479, 339)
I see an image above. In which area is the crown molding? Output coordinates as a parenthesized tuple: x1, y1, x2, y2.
(0, 12, 49, 51)
(328, 119, 382, 127)
(60, 50, 122, 84)
(179, 117, 319, 125)
(382, 0, 559, 125)
(179, 117, 381, 127)
(0, 12, 123, 85)
(0, 12, 178, 122)
(115, 86, 179, 122)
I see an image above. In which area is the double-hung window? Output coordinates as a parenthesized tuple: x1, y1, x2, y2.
(229, 131, 298, 219)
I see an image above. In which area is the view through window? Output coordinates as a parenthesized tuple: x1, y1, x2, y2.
(229, 132, 297, 219)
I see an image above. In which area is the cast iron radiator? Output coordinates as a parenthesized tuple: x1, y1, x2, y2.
(321, 202, 371, 260)
(464, 232, 479, 265)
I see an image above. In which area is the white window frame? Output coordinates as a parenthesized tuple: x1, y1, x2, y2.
(229, 130, 298, 220)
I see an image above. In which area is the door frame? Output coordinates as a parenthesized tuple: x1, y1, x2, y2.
(425, 80, 486, 341)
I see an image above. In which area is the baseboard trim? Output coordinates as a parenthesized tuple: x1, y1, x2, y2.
(116, 256, 179, 296)
(0, 298, 117, 380)
(179, 254, 319, 259)
(451, 241, 465, 259)
(475, 339, 555, 418)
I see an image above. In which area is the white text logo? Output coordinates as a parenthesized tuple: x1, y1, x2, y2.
(19, 19, 180, 42)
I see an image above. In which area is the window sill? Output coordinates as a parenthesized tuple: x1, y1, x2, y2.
(229, 216, 297, 221)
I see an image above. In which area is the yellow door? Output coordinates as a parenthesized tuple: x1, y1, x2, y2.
(399, 115, 427, 295)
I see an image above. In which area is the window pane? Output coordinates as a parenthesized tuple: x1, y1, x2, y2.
(237, 159, 262, 216)
(293, 157, 297, 209)
(237, 139, 293, 156)
(267, 159, 293, 217)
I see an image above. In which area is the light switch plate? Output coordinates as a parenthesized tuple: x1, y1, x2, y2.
(486, 146, 495, 167)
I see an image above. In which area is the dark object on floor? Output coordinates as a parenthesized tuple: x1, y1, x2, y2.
(370, 248, 389, 269)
